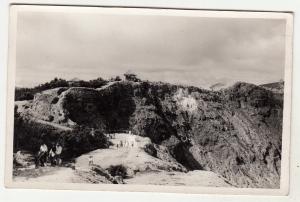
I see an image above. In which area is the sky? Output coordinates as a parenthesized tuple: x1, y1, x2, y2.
(15, 10, 287, 89)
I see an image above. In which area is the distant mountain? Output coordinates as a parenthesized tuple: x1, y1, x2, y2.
(209, 80, 238, 91)
(69, 77, 81, 82)
(209, 82, 226, 91)
(260, 81, 284, 94)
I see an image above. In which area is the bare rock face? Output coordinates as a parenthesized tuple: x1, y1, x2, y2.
(16, 81, 283, 188)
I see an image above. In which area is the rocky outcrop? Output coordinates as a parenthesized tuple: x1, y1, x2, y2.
(15, 80, 283, 188)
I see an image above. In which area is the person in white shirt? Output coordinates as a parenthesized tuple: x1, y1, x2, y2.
(40, 144, 48, 153)
(37, 143, 48, 167)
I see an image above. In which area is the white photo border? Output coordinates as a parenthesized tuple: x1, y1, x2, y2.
(4, 4, 294, 196)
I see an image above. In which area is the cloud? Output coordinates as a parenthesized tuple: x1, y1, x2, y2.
(15, 11, 286, 88)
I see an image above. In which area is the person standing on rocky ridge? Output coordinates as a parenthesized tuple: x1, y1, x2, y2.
(88, 155, 94, 166)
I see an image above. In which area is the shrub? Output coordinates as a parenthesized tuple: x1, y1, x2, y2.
(14, 115, 109, 159)
(15, 88, 35, 101)
(15, 77, 109, 101)
(51, 97, 59, 104)
(48, 115, 54, 122)
(107, 164, 127, 178)
(124, 72, 141, 82)
(87, 77, 108, 88)
(109, 76, 122, 82)
(144, 143, 157, 158)
(13, 115, 60, 152)
(57, 88, 68, 95)
(62, 126, 110, 159)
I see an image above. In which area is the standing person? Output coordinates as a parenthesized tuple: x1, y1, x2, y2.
(37, 143, 48, 167)
(49, 144, 56, 166)
(55, 143, 63, 166)
(88, 155, 93, 166)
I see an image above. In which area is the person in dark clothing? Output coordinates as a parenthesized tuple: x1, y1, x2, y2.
(55, 143, 63, 166)
(49, 144, 56, 166)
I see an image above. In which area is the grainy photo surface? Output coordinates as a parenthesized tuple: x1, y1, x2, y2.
(5, 5, 293, 195)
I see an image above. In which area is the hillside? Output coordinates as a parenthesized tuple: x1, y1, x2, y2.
(14, 133, 231, 187)
(260, 81, 284, 94)
(14, 80, 283, 188)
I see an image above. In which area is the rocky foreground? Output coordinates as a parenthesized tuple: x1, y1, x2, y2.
(14, 80, 283, 188)
(14, 133, 231, 187)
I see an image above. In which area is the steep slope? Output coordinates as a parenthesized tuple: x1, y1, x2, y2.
(15, 80, 283, 188)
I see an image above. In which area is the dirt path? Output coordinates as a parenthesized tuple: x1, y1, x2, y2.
(75, 133, 232, 187)
(75, 134, 153, 171)
(125, 170, 232, 187)
(14, 167, 77, 183)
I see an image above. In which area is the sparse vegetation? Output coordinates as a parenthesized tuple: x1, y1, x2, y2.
(109, 76, 122, 82)
(15, 77, 109, 101)
(62, 126, 110, 158)
(51, 97, 59, 104)
(144, 143, 158, 158)
(124, 72, 141, 82)
(14, 113, 109, 159)
(48, 115, 54, 122)
(14, 113, 60, 152)
(107, 164, 127, 178)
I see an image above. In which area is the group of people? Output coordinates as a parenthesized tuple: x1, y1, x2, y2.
(35, 142, 63, 168)
(116, 139, 136, 148)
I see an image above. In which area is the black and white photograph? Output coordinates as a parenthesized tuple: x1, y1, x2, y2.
(5, 5, 293, 195)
